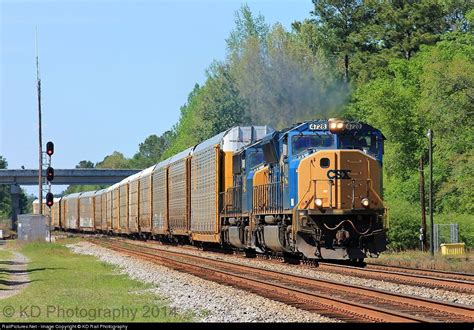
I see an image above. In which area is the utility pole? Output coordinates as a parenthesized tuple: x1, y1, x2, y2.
(36, 28, 43, 215)
(419, 157, 427, 251)
(427, 129, 434, 256)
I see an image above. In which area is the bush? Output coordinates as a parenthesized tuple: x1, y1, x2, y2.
(386, 199, 473, 251)
(386, 199, 421, 251)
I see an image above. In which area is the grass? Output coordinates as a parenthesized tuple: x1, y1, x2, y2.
(0, 239, 194, 322)
(0, 248, 12, 260)
(368, 249, 474, 273)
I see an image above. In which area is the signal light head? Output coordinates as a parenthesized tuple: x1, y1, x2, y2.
(46, 192, 54, 207)
(46, 141, 54, 156)
(46, 166, 54, 181)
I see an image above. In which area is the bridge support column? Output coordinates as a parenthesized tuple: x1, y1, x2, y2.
(10, 184, 21, 231)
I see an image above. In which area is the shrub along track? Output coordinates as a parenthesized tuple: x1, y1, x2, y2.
(89, 237, 473, 323)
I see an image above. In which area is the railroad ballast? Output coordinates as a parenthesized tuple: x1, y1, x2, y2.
(35, 119, 387, 261)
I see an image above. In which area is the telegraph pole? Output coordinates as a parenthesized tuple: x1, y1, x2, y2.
(36, 28, 43, 215)
(427, 129, 434, 256)
(419, 157, 427, 251)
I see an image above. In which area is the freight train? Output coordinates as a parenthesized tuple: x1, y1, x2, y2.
(34, 119, 387, 261)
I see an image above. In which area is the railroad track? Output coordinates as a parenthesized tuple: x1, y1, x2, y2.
(131, 235, 474, 294)
(66, 232, 474, 293)
(316, 262, 474, 294)
(365, 262, 474, 281)
(89, 237, 474, 323)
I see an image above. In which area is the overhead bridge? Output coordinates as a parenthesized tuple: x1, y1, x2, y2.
(0, 169, 141, 185)
(0, 168, 141, 229)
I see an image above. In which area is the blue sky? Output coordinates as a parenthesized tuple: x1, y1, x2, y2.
(1, 0, 313, 195)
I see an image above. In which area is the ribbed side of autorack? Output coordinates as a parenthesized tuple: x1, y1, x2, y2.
(35, 120, 387, 261)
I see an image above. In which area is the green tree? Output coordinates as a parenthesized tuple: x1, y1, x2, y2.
(386, 199, 421, 250)
(63, 159, 108, 195)
(346, 32, 474, 246)
(227, 6, 347, 129)
(373, 0, 448, 60)
(226, 3, 269, 56)
(161, 84, 205, 159)
(76, 160, 94, 168)
(130, 131, 175, 167)
(96, 151, 131, 169)
(416, 32, 474, 214)
(308, 0, 374, 82)
(194, 63, 248, 137)
(439, 0, 473, 32)
(0, 156, 30, 218)
(0, 156, 11, 219)
(162, 62, 248, 159)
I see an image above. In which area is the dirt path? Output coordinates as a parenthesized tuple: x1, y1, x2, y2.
(0, 249, 30, 299)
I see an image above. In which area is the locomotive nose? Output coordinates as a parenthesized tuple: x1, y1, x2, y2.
(296, 150, 383, 211)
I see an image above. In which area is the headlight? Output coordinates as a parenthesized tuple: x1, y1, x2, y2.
(361, 198, 370, 207)
(315, 198, 323, 208)
(328, 118, 345, 133)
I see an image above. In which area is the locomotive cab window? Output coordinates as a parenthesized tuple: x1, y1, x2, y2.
(339, 132, 380, 157)
(291, 134, 333, 156)
(246, 149, 265, 170)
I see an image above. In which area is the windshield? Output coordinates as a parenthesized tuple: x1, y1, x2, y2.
(291, 134, 333, 156)
(246, 150, 265, 169)
(339, 132, 380, 156)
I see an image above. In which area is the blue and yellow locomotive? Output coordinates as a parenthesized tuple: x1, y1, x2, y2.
(221, 118, 387, 261)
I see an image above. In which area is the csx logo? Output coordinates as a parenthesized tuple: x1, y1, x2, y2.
(327, 170, 351, 180)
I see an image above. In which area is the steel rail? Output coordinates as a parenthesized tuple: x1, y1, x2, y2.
(364, 262, 474, 279)
(316, 262, 474, 294)
(94, 239, 427, 323)
(91, 238, 473, 323)
(110, 235, 474, 293)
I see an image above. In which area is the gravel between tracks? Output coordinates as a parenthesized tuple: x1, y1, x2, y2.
(67, 241, 337, 323)
(139, 242, 474, 306)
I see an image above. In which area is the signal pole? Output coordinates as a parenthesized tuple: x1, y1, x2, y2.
(45, 142, 55, 243)
(36, 28, 43, 214)
(419, 157, 427, 251)
(427, 129, 434, 256)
